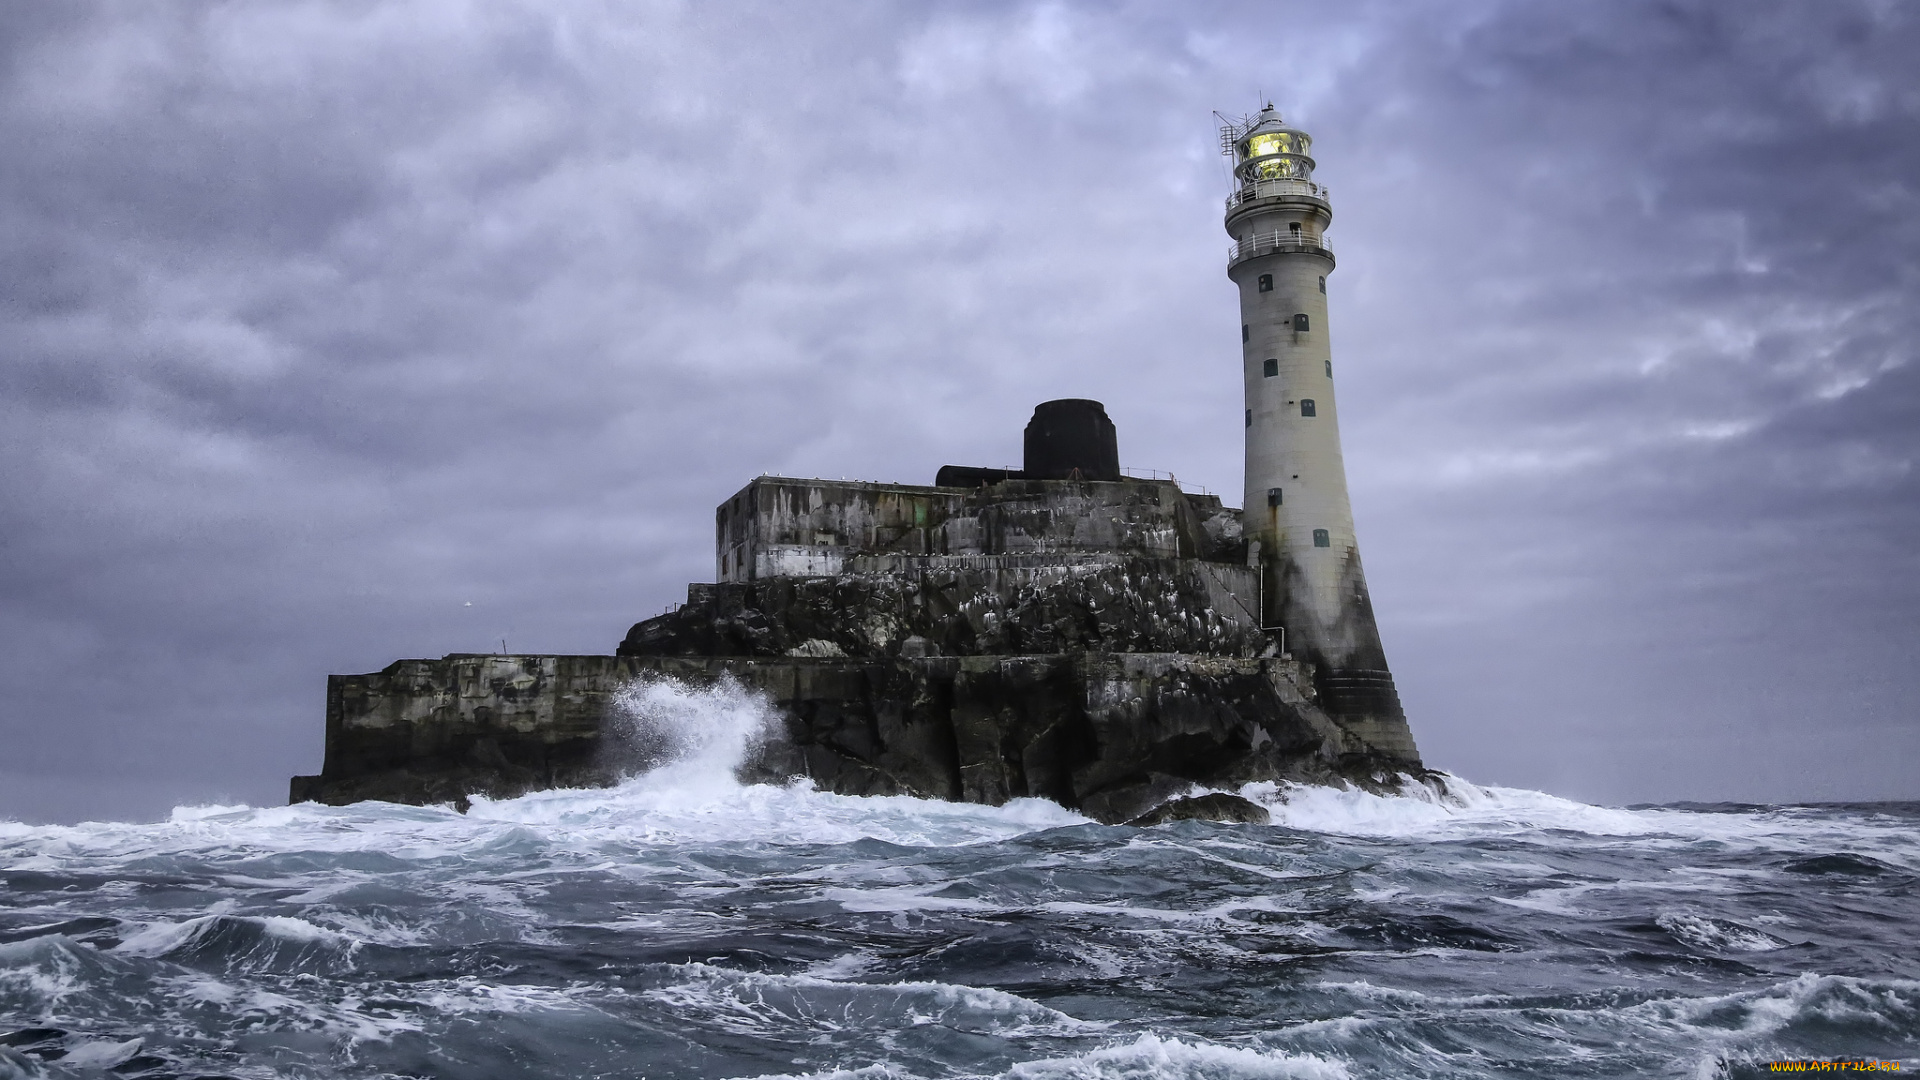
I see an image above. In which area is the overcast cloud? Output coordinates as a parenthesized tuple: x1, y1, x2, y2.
(3, 0, 1915, 823)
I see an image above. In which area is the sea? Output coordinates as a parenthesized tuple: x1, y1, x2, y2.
(3, 679, 1915, 1079)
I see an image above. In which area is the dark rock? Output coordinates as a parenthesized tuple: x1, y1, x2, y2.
(290, 651, 1401, 824)
(1128, 793, 1272, 826)
(619, 558, 1269, 661)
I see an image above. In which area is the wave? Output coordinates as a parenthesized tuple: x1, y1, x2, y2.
(651, 961, 1099, 1041)
(5, 777, 1913, 875)
(734, 1034, 1352, 1080)
(1655, 911, 1790, 953)
(1287, 972, 1920, 1077)
(1241, 774, 1658, 837)
(1003, 1035, 1351, 1080)
(115, 913, 360, 974)
(1236, 776, 1920, 869)
(2, 679, 1914, 874)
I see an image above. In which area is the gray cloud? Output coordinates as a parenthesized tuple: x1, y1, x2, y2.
(2, 0, 1914, 822)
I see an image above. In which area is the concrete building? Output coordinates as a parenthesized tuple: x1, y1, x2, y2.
(1222, 105, 1407, 728)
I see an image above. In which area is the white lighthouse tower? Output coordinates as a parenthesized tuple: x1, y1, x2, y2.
(1223, 105, 1413, 751)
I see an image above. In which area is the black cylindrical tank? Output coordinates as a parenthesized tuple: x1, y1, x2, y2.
(1023, 399, 1120, 481)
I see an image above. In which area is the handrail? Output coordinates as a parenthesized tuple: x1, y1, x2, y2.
(1228, 230, 1333, 266)
(1226, 179, 1330, 210)
(756, 468, 1216, 498)
(1122, 467, 1212, 497)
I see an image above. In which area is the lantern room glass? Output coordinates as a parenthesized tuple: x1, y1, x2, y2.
(1244, 131, 1309, 160)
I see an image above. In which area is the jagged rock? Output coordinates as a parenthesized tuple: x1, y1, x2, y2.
(1127, 793, 1272, 826)
(620, 558, 1269, 662)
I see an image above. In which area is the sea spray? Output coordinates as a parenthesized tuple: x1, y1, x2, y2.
(601, 674, 778, 790)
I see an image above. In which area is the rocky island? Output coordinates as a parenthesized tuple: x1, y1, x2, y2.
(291, 107, 1430, 822)
(291, 401, 1424, 823)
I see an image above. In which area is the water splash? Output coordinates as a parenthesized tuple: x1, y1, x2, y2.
(601, 674, 777, 790)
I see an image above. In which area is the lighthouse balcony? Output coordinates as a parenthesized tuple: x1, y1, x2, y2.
(1228, 230, 1334, 269)
(1225, 178, 1331, 211)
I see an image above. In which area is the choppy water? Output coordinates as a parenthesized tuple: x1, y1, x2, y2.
(3, 680, 1916, 1079)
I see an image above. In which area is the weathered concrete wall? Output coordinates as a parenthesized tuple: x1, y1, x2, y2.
(290, 651, 1414, 822)
(717, 476, 1244, 583)
(718, 480, 967, 583)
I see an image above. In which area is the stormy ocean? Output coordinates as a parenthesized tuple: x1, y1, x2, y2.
(3, 680, 1915, 1079)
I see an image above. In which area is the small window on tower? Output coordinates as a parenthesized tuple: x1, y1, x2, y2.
(1262, 358, 1278, 378)
(1300, 399, 1317, 417)
(1257, 274, 1273, 293)
(1293, 313, 1310, 332)
(1268, 488, 1283, 506)
(1312, 529, 1330, 548)
(1242, 324, 1250, 343)
(1245, 409, 1252, 428)
(1325, 360, 1332, 377)
(1319, 276, 1326, 294)
(1289, 222, 1302, 235)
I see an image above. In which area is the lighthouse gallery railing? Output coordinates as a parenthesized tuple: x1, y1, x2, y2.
(1225, 178, 1330, 210)
(1228, 230, 1333, 267)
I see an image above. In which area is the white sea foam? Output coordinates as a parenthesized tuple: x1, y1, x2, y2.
(1299, 973, 1920, 1078)
(646, 961, 1099, 1042)
(1236, 774, 1920, 869)
(54, 1038, 142, 1069)
(1656, 911, 1791, 952)
(1652, 972, 1920, 1039)
(7, 768, 1911, 879)
(1005, 1034, 1351, 1080)
(603, 674, 778, 790)
(738, 1066, 910, 1080)
(411, 977, 614, 1017)
(0, 778, 1085, 868)
(115, 913, 353, 958)
(4, 765, 1911, 877)
(168, 803, 254, 822)
(3, 681, 1913, 879)
(1241, 775, 1656, 838)
(154, 971, 422, 1043)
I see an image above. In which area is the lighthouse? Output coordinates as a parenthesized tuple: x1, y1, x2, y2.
(1223, 105, 1413, 752)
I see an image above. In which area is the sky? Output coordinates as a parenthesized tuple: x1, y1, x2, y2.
(3, 0, 1916, 824)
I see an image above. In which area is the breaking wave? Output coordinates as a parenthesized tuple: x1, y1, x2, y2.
(603, 674, 778, 785)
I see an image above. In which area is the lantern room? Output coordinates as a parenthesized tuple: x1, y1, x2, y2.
(1227, 104, 1316, 184)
